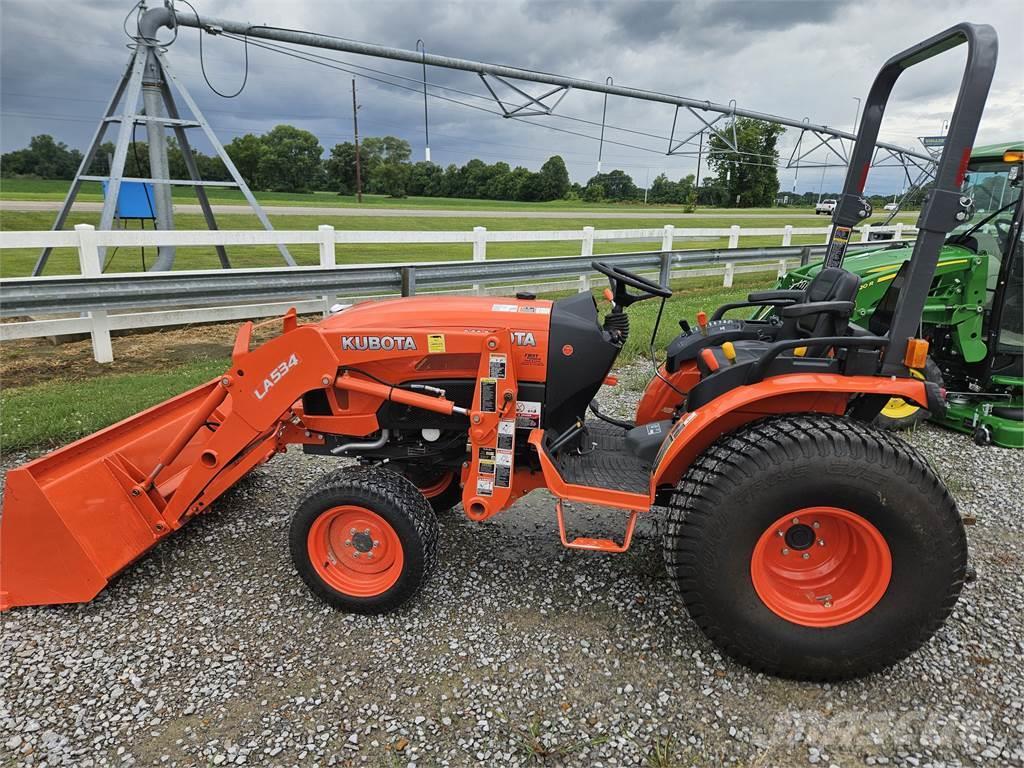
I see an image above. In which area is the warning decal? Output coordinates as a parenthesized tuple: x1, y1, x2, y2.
(476, 477, 494, 496)
(515, 401, 541, 429)
(479, 378, 497, 411)
(488, 353, 507, 379)
(497, 419, 515, 451)
(427, 333, 446, 353)
(492, 303, 518, 313)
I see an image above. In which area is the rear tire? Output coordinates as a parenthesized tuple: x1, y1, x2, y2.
(290, 466, 439, 614)
(398, 468, 463, 514)
(663, 414, 966, 681)
(873, 357, 943, 431)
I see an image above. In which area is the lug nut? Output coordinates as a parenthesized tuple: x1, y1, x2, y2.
(345, 539, 352, 547)
(802, 552, 810, 560)
(812, 521, 820, 529)
(350, 528, 356, 535)
(782, 548, 790, 556)
(777, 530, 784, 537)
(823, 601, 833, 608)
(818, 539, 826, 546)
(791, 517, 800, 525)
(373, 541, 379, 548)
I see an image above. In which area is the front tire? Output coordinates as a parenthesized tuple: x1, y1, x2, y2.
(290, 466, 439, 614)
(663, 415, 966, 681)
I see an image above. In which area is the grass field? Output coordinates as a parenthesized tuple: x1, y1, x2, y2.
(0, 273, 769, 448)
(0, 177, 822, 214)
(0, 208, 915, 277)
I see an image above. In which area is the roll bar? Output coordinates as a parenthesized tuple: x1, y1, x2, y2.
(821, 23, 998, 374)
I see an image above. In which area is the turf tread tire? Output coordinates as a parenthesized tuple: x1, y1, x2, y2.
(290, 465, 439, 614)
(663, 414, 966, 681)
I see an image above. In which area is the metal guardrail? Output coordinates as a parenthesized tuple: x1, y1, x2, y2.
(0, 242, 897, 316)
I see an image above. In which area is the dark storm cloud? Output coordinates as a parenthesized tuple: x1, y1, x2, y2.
(1, 0, 1020, 195)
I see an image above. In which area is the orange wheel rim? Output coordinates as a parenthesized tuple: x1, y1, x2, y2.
(417, 472, 453, 499)
(750, 507, 892, 628)
(307, 506, 403, 597)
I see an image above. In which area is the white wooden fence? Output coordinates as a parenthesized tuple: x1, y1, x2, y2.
(0, 222, 915, 363)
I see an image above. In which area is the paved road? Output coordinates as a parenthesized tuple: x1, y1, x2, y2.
(0, 199, 832, 219)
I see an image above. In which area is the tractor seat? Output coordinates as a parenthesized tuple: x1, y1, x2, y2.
(690, 268, 862, 399)
(666, 268, 861, 373)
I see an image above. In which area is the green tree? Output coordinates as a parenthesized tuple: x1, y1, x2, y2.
(1, 134, 82, 179)
(536, 155, 570, 201)
(582, 182, 605, 202)
(225, 133, 266, 189)
(324, 141, 358, 194)
(584, 170, 637, 201)
(375, 161, 409, 197)
(707, 118, 785, 207)
(256, 125, 323, 193)
(406, 161, 444, 196)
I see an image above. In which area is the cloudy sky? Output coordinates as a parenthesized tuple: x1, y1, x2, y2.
(1, 0, 1019, 194)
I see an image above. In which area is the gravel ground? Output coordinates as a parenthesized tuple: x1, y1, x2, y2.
(2, 383, 1023, 767)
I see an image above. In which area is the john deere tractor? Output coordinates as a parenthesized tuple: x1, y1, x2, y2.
(773, 142, 1023, 447)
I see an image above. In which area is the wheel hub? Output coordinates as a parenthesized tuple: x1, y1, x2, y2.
(784, 523, 816, 551)
(351, 531, 374, 553)
(751, 506, 892, 628)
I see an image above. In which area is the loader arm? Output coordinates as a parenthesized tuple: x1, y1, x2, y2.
(0, 317, 468, 610)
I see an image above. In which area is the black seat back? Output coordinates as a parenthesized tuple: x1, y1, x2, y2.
(784, 268, 861, 355)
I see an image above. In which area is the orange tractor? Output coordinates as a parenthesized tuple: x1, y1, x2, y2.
(0, 24, 996, 680)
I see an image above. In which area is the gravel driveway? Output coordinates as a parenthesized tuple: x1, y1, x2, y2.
(2, 411, 1022, 767)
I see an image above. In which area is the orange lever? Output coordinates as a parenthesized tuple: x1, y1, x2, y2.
(696, 311, 708, 335)
(699, 347, 720, 372)
(603, 288, 614, 302)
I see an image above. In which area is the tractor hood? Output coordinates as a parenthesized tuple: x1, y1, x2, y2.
(321, 295, 554, 334)
(781, 242, 977, 289)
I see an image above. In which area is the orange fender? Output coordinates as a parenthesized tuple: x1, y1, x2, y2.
(635, 362, 699, 424)
(649, 373, 930, 492)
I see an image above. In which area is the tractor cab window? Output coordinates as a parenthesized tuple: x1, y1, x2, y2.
(951, 161, 1023, 296)
(995, 229, 1023, 354)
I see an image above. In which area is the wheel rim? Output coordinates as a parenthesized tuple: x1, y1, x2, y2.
(750, 507, 892, 628)
(880, 397, 921, 420)
(417, 472, 454, 499)
(307, 505, 404, 597)
(880, 368, 925, 420)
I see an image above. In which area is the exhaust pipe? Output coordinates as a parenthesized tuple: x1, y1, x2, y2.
(330, 429, 391, 455)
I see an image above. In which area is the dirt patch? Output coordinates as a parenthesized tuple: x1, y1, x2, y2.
(1, 316, 320, 389)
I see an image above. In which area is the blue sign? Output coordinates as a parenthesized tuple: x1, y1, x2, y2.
(102, 180, 156, 220)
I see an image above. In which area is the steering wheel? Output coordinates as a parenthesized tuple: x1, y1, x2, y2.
(591, 260, 673, 307)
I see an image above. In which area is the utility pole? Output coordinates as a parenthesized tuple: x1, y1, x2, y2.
(351, 79, 362, 203)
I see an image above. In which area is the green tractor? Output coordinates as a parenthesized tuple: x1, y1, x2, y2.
(774, 142, 1023, 447)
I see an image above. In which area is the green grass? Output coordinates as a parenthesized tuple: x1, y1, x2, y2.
(0, 177, 823, 213)
(0, 208, 915, 277)
(1, 358, 230, 450)
(0, 273, 768, 449)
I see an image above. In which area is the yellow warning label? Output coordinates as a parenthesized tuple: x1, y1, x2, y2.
(427, 333, 446, 353)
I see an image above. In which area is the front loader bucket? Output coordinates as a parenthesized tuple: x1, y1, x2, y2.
(0, 379, 231, 610)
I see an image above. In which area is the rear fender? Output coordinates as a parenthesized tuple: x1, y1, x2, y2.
(635, 362, 699, 424)
(649, 374, 930, 492)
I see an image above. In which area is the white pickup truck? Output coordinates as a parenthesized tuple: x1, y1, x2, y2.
(815, 199, 837, 215)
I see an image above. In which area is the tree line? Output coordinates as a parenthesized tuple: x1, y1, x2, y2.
(2, 117, 788, 207)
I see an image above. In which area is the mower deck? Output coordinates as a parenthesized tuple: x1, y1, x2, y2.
(555, 421, 650, 494)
